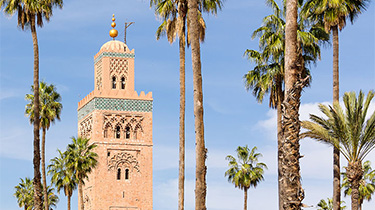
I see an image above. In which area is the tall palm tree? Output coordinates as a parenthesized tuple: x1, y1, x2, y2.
(281, 0, 307, 208)
(0, 1, 63, 209)
(225, 146, 267, 210)
(342, 160, 375, 210)
(151, 1, 222, 209)
(301, 90, 375, 210)
(301, 1, 369, 209)
(14, 177, 34, 210)
(48, 149, 77, 210)
(66, 136, 98, 210)
(244, 1, 328, 208)
(43, 185, 59, 210)
(25, 81, 62, 210)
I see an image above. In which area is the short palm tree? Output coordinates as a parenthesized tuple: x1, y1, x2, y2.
(43, 185, 59, 210)
(225, 146, 267, 210)
(1, 1, 63, 209)
(301, 90, 375, 210)
(65, 136, 97, 210)
(14, 177, 34, 210)
(48, 149, 77, 210)
(25, 81, 62, 210)
(150, 1, 222, 209)
(342, 160, 375, 210)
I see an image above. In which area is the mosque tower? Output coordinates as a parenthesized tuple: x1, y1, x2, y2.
(77, 15, 153, 210)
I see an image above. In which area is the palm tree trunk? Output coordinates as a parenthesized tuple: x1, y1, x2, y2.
(282, 0, 304, 209)
(42, 128, 48, 210)
(79, 180, 84, 210)
(244, 188, 248, 210)
(68, 195, 71, 210)
(332, 24, 341, 210)
(348, 161, 363, 210)
(178, 2, 187, 209)
(188, 0, 207, 209)
(30, 14, 42, 210)
(276, 77, 284, 210)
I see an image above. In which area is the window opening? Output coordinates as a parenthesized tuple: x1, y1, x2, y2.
(117, 168, 121, 180)
(121, 77, 125, 89)
(112, 76, 116, 89)
(125, 127, 130, 139)
(104, 129, 108, 138)
(125, 169, 129, 180)
(115, 126, 121, 139)
(107, 152, 110, 157)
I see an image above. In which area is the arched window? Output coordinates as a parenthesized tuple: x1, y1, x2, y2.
(121, 77, 125, 89)
(117, 168, 121, 180)
(112, 76, 117, 89)
(125, 126, 130, 139)
(115, 126, 121, 139)
(125, 169, 129, 180)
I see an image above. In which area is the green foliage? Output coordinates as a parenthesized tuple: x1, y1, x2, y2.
(48, 149, 77, 199)
(225, 145, 267, 190)
(25, 81, 62, 130)
(14, 177, 59, 210)
(244, 0, 329, 108)
(65, 136, 98, 183)
(301, 90, 375, 162)
(317, 197, 346, 210)
(0, 0, 63, 30)
(14, 177, 34, 210)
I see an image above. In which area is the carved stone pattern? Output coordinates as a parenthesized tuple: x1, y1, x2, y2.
(103, 113, 144, 139)
(96, 60, 102, 90)
(110, 58, 128, 76)
(79, 115, 93, 138)
(108, 152, 140, 172)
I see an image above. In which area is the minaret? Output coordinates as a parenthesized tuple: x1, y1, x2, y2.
(77, 15, 153, 210)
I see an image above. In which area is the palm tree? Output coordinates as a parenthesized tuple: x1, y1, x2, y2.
(14, 178, 59, 210)
(151, 1, 222, 209)
(48, 149, 77, 210)
(301, 90, 375, 210)
(25, 81, 62, 210)
(14, 177, 34, 210)
(65, 136, 98, 210)
(317, 198, 346, 210)
(301, 1, 369, 209)
(281, 0, 307, 208)
(342, 160, 375, 210)
(0, 1, 63, 209)
(225, 146, 267, 210)
(43, 185, 59, 210)
(244, 1, 328, 208)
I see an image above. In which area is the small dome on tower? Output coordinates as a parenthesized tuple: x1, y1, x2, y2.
(100, 40, 129, 53)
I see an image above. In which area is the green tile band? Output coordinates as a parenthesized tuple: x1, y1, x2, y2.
(78, 97, 152, 121)
(94, 52, 135, 64)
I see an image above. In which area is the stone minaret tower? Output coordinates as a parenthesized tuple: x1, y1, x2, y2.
(77, 15, 153, 210)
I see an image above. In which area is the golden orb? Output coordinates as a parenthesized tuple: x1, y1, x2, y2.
(111, 22, 116, 28)
(110, 28, 118, 38)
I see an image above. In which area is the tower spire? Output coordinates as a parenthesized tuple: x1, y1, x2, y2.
(109, 14, 118, 40)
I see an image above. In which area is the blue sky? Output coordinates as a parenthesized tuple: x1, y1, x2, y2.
(1, 0, 374, 209)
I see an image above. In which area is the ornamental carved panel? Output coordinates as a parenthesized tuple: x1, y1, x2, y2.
(107, 152, 140, 172)
(110, 58, 128, 76)
(79, 115, 93, 138)
(95, 59, 102, 90)
(102, 113, 144, 139)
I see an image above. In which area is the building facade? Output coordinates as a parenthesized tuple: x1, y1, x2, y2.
(77, 20, 153, 210)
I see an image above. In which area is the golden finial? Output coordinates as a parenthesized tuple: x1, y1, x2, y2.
(109, 14, 118, 40)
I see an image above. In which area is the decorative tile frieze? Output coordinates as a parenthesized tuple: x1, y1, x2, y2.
(94, 52, 135, 64)
(78, 98, 152, 121)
